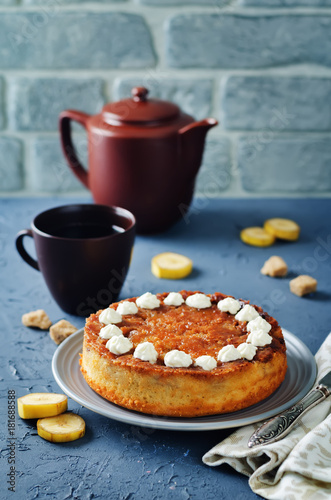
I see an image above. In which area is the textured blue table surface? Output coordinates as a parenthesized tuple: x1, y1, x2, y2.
(1, 197, 331, 499)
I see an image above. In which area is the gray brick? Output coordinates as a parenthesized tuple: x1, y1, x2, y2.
(238, 136, 331, 192)
(0, 78, 5, 130)
(30, 136, 88, 192)
(0, 137, 23, 191)
(8, 78, 105, 131)
(240, 0, 331, 5)
(221, 76, 331, 132)
(0, 13, 155, 69)
(166, 14, 331, 69)
(138, 0, 219, 4)
(113, 77, 213, 121)
(196, 137, 232, 195)
(24, 0, 123, 3)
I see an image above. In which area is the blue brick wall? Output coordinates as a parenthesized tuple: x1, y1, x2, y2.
(166, 14, 331, 68)
(0, 13, 155, 69)
(0, 1, 330, 197)
(221, 76, 331, 131)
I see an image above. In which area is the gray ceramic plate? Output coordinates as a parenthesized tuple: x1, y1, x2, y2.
(52, 328, 316, 431)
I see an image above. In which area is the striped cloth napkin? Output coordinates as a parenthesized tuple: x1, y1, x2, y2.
(203, 333, 331, 500)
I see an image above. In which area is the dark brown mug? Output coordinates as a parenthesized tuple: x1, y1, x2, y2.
(15, 204, 136, 316)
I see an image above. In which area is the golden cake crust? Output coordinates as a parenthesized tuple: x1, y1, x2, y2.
(80, 291, 287, 417)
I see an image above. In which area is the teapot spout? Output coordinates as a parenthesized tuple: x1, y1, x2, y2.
(179, 118, 218, 179)
(179, 118, 218, 138)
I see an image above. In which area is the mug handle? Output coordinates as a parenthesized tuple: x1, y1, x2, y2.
(15, 230, 39, 271)
(58, 109, 90, 189)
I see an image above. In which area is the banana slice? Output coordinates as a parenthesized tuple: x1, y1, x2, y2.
(37, 413, 85, 443)
(151, 252, 193, 279)
(17, 393, 68, 420)
(264, 218, 300, 241)
(240, 227, 275, 247)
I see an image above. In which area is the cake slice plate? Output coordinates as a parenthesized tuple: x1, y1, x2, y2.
(52, 328, 316, 431)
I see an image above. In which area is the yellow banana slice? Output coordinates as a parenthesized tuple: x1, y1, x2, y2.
(264, 218, 300, 241)
(17, 393, 68, 420)
(151, 252, 193, 279)
(240, 227, 276, 247)
(37, 413, 85, 443)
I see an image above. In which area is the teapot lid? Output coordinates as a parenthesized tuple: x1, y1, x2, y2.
(102, 87, 180, 125)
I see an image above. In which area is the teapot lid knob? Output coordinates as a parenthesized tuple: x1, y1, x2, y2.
(132, 87, 149, 102)
(102, 86, 180, 124)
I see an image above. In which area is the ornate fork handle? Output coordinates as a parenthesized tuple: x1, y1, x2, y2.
(248, 385, 330, 448)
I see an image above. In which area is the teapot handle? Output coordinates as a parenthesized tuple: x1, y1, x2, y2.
(59, 110, 90, 189)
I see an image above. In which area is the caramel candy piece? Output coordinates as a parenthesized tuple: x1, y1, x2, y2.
(22, 309, 52, 330)
(261, 256, 288, 277)
(49, 320, 77, 345)
(290, 275, 317, 297)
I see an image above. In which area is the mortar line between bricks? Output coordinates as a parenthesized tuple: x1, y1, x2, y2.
(210, 78, 219, 119)
(0, 130, 240, 139)
(1, 5, 331, 14)
(104, 78, 113, 102)
(2, 131, 331, 138)
(3, 67, 331, 78)
(23, 134, 31, 191)
(230, 135, 239, 191)
(143, 10, 166, 69)
(1, 190, 330, 199)
(1, 75, 8, 131)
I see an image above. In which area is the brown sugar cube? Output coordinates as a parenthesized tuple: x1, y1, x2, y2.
(290, 275, 317, 297)
(22, 309, 52, 330)
(49, 319, 77, 345)
(261, 256, 288, 277)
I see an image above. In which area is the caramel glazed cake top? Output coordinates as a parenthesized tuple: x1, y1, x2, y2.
(83, 290, 286, 374)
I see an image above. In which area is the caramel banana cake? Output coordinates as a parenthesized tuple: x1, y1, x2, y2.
(80, 291, 287, 417)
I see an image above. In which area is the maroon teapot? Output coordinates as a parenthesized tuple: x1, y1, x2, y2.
(59, 87, 217, 233)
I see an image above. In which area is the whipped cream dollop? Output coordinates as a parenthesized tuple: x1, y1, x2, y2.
(246, 315, 271, 334)
(164, 350, 192, 368)
(247, 330, 273, 347)
(185, 293, 211, 309)
(195, 355, 217, 371)
(164, 292, 184, 307)
(99, 324, 123, 339)
(116, 301, 138, 315)
(217, 297, 241, 315)
(237, 342, 257, 360)
(133, 341, 158, 364)
(235, 304, 259, 322)
(106, 335, 133, 355)
(136, 292, 160, 310)
(217, 344, 241, 362)
(99, 308, 122, 325)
